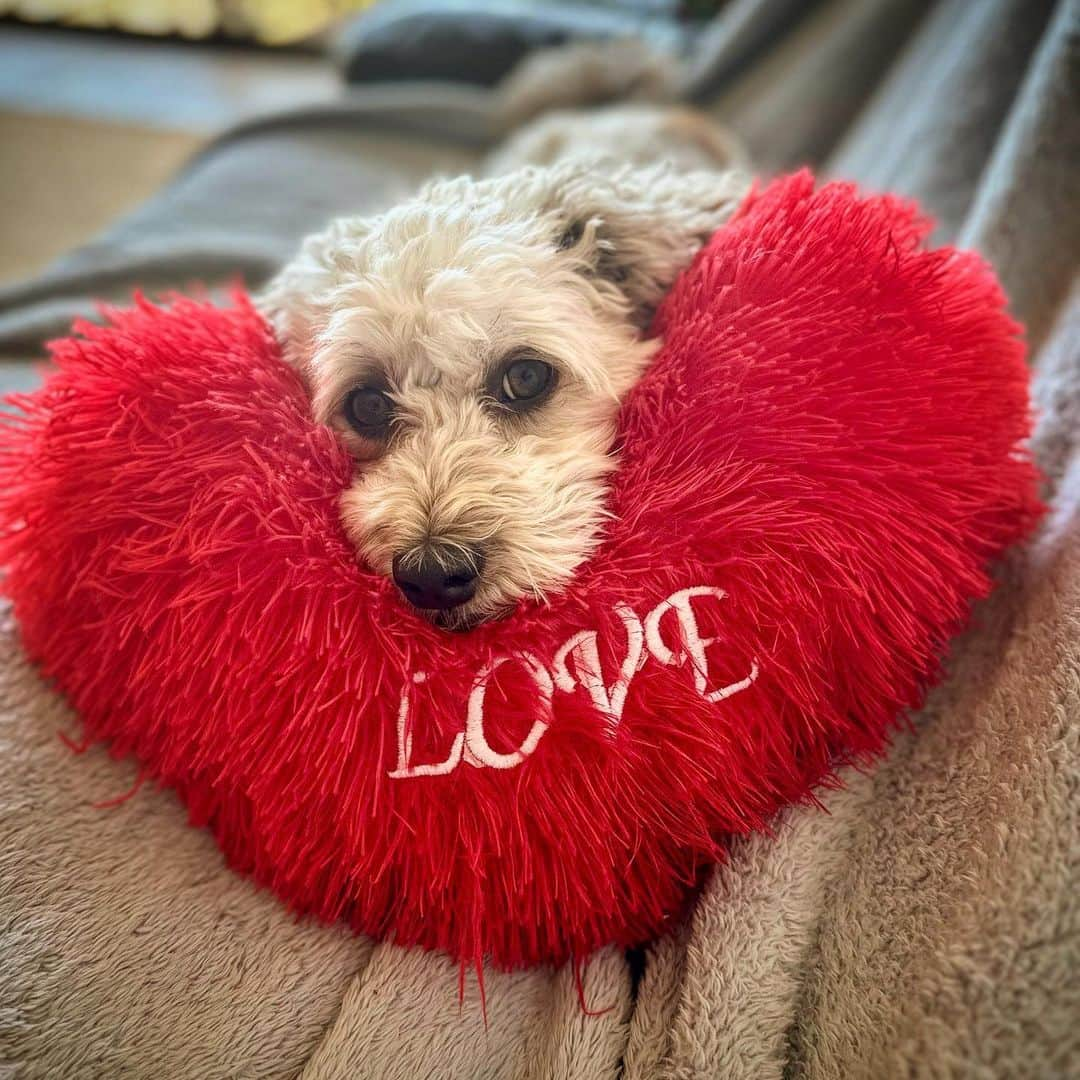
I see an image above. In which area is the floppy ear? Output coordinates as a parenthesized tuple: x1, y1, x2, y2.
(259, 215, 376, 371)
(540, 163, 749, 327)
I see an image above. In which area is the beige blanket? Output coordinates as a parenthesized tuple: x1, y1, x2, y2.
(1, 1, 1077, 1076)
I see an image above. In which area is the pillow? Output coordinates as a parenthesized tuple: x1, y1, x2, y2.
(0, 173, 1041, 971)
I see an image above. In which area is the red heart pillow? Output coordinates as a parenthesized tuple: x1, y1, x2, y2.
(0, 173, 1041, 970)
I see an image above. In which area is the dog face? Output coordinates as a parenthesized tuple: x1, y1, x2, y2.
(262, 163, 744, 628)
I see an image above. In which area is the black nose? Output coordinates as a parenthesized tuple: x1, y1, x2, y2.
(392, 546, 483, 611)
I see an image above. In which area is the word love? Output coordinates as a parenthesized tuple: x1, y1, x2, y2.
(390, 586, 760, 780)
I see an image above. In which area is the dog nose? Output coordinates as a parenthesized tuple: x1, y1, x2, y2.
(392, 546, 483, 611)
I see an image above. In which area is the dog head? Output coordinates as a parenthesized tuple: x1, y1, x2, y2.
(261, 163, 744, 628)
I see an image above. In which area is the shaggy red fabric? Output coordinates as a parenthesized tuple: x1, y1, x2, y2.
(0, 173, 1041, 971)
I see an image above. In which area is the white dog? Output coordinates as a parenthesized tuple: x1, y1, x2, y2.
(261, 107, 748, 628)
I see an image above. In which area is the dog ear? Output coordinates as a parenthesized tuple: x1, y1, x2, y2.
(541, 163, 748, 327)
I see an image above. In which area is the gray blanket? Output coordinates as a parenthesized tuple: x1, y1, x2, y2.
(1, 1, 1078, 1077)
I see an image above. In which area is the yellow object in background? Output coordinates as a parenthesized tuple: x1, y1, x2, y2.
(228, 0, 380, 44)
(1, 0, 218, 36)
(0, 0, 380, 42)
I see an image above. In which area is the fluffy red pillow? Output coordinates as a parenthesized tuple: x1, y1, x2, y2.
(0, 173, 1041, 970)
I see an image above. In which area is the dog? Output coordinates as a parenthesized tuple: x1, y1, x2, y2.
(261, 106, 748, 629)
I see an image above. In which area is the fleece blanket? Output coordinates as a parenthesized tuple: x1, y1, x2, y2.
(1, 0, 1077, 1076)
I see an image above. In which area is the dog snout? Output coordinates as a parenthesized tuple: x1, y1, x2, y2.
(392, 545, 484, 611)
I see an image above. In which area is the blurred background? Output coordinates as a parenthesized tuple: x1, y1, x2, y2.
(0, 0, 1074, 396)
(0, 0, 729, 285)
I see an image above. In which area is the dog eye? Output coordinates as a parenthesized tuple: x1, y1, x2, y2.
(343, 387, 393, 436)
(496, 356, 555, 409)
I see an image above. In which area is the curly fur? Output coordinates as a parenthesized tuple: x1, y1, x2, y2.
(261, 160, 748, 626)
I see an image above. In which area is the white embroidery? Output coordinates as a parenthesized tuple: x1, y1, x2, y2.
(551, 602, 644, 735)
(643, 586, 758, 702)
(388, 584, 760, 779)
(389, 671, 466, 779)
(707, 660, 759, 701)
(464, 653, 553, 769)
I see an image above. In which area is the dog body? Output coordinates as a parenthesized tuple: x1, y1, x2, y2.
(262, 108, 748, 627)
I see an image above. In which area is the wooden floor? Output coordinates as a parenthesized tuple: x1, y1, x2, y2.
(0, 22, 338, 132)
(0, 22, 338, 285)
(0, 22, 339, 388)
(0, 112, 201, 284)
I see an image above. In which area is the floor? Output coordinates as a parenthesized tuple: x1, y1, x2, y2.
(0, 22, 338, 285)
(0, 21, 338, 387)
(0, 112, 201, 285)
(0, 22, 338, 132)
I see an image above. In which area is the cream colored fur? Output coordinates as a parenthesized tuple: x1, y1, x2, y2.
(261, 159, 747, 626)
